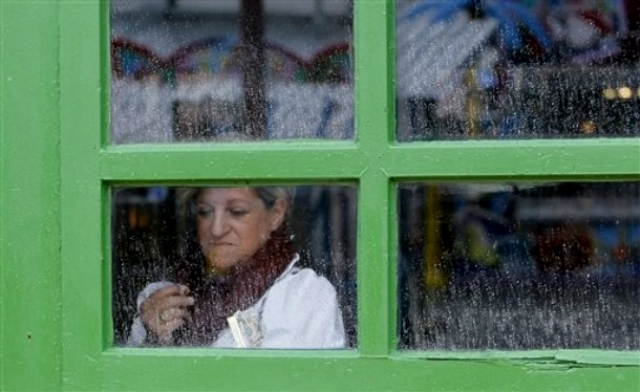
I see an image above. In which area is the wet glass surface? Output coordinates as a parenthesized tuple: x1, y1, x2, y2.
(398, 182, 640, 349)
(110, 0, 353, 143)
(396, 0, 640, 141)
(112, 185, 357, 348)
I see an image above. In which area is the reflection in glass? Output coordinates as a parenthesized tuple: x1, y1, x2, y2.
(112, 185, 357, 348)
(398, 182, 640, 349)
(396, 0, 640, 140)
(110, 0, 353, 143)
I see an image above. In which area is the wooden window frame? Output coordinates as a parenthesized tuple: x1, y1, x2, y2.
(1, 0, 638, 390)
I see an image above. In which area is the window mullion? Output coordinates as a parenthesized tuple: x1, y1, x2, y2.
(60, 1, 103, 390)
(354, 0, 396, 356)
(357, 170, 393, 356)
(355, 0, 395, 149)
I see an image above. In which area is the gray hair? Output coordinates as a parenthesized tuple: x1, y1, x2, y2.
(177, 186, 295, 212)
(254, 187, 295, 209)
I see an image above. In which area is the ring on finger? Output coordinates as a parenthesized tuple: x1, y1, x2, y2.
(160, 310, 171, 323)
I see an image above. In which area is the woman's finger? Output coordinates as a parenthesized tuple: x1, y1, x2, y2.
(139, 284, 193, 341)
(156, 294, 195, 311)
(158, 307, 190, 323)
(145, 284, 189, 305)
(155, 318, 186, 344)
(140, 286, 192, 318)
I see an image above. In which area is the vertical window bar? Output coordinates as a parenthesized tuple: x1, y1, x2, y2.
(355, 0, 396, 356)
(101, 0, 110, 147)
(356, 0, 396, 148)
(60, 1, 103, 389)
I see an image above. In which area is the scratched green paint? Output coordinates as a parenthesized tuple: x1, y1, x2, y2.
(98, 351, 639, 391)
(60, 1, 104, 390)
(355, 0, 396, 358)
(0, 0, 637, 390)
(2, 2, 62, 390)
(0, 2, 4, 388)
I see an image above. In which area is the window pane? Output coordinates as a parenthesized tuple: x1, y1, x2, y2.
(112, 185, 357, 348)
(110, 0, 353, 143)
(398, 182, 640, 349)
(396, 0, 640, 141)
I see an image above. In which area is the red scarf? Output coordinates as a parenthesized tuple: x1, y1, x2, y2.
(174, 234, 294, 346)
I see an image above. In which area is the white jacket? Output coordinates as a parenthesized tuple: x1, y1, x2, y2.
(127, 255, 346, 349)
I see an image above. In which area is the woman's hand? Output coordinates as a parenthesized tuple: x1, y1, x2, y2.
(140, 284, 194, 345)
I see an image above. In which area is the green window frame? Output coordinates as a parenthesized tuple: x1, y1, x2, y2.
(2, 1, 639, 390)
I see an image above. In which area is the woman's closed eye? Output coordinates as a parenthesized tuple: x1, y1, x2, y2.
(196, 206, 214, 218)
(229, 208, 248, 218)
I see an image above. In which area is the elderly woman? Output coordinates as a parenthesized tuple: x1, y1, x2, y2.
(127, 186, 346, 348)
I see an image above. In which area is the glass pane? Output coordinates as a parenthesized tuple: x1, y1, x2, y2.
(112, 185, 357, 348)
(398, 182, 640, 350)
(396, 1, 640, 141)
(110, 0, 353, 143)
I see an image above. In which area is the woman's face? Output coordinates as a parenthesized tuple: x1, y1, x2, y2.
(195, 188, 287, 274)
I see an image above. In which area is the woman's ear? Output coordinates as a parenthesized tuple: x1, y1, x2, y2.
(269, 198, 288, 231)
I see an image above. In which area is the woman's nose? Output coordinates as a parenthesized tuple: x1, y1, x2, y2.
(211, 213, 229, 237)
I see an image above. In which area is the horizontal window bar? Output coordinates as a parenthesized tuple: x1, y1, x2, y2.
(395, 350, 639, 367)
(100, 351, 639, 391)
(100, 143, 367, 181)
(100, 138, 639, 182)
(385, 138, 640, 179)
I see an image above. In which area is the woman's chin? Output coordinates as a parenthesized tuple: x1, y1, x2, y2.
(205, 260, 234, 278)
(205, 249, 236, 275)
(203, 253, 229, 275)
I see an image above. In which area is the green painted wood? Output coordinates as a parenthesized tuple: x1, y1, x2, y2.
(102, 185, 113, 350)
(386, 139, 640, 179)
(353, 0, 395, 357)
(400, 350, 640, 366)
(100, 143, 367, 181)
(357, 171, 391, 357)
(0, 3, 4, 388)
(100, 0, 110, 148)
(1, 2, 62, 390)
(100, 351, 639, 391)
(44, 0, 640, 390)
(60, 1, 104, 390)
(355, 0, 395, 148)
(100, 139, 640, 182)
(387, 182, 399, 351)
